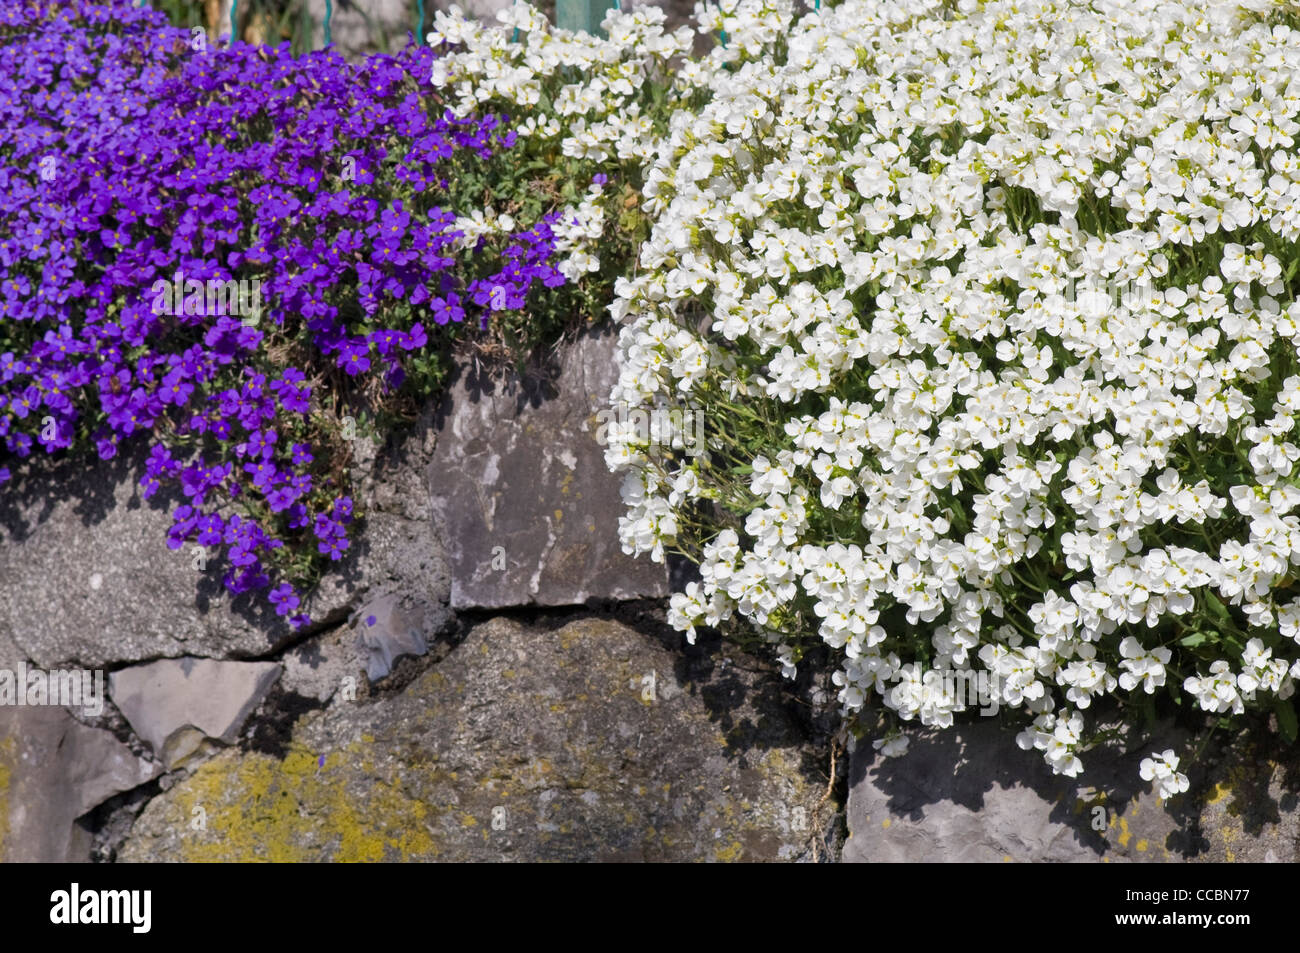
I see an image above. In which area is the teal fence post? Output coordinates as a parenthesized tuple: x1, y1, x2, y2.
(230, 0, 237, 43)
(324, 0, 333, 46)
(416, 0, 425, 44)
(556, 0, 619, 38)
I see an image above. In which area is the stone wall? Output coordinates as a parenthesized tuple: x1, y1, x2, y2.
(0, 327, 839, 862)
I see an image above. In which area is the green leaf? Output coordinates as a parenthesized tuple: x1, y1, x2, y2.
(1179, 631, 1209, 649)
(948, 497, 967, 525)
(1141, 692, 1157, 729)
(1277, 698, 1298, 745)
(1204, 591, 1231, 624)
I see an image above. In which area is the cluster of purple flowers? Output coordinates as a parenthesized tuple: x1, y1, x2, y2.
(467, 220, 567, 327)
(0, 0, 568, 628)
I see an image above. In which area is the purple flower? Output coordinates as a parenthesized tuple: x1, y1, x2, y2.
(225, 566, 270, 595)
(430, 294, 464, 326)
(0, 4, 560, 626)
(337, 339, 371, 376)
(242, 458, 276, 490)
(195, 513, 225, 546)
(158, 369, 193, 406)
(285, 503, 310, 529)
(318, 534, 349, 561)
(269, 582, 300, 617)
(402, 323, 427, 351)
(313, 514, 340, 540)
(266, 484, 298, 512)
(167, 505, 198, 550)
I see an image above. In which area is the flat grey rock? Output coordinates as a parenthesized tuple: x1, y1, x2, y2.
(844, 718, 1209, 863)
(0, 706, 162, 862)
(353, 591, 430, 680)
(0, 622, 160, 865)
(429, 325, 669, 610)
(109, 658, 282, 769)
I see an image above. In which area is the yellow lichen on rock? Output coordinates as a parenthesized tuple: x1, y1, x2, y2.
(143, 742, 437, 862)
(0, 735, 14, 858)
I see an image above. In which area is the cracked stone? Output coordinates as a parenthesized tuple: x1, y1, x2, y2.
(109, 658, 282, 769)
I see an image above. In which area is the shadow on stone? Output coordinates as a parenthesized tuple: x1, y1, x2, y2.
(0, 392, 446, 667)
(844, 706, 1234, 862)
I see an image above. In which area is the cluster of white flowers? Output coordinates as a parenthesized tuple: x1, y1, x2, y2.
(429, 2, 699, 139)
(423, 0, 1300, 797)
(599, 0, 1300, 796)
(553, 176, 609, 280)
(450, 207, 518, 250)
(1139, 749, 1191, 799)
(427, 2, 714, 280)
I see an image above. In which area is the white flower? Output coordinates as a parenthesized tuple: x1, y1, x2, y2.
(1118, 637, 1172, 694)
(873, 734, 909, 758)
(1139, 749, 1190, 799)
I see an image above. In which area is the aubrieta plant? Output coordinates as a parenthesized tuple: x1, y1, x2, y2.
(594, 0, 1300, 797)
(0, 0, 585, 628)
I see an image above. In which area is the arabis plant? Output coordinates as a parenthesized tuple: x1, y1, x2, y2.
(603, 0, 1300, 797)
(426, 2, 730, 317)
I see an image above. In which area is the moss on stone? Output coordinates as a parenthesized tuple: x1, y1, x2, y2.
(0, 735, 14, 858)
(161, 742, 437, 862)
